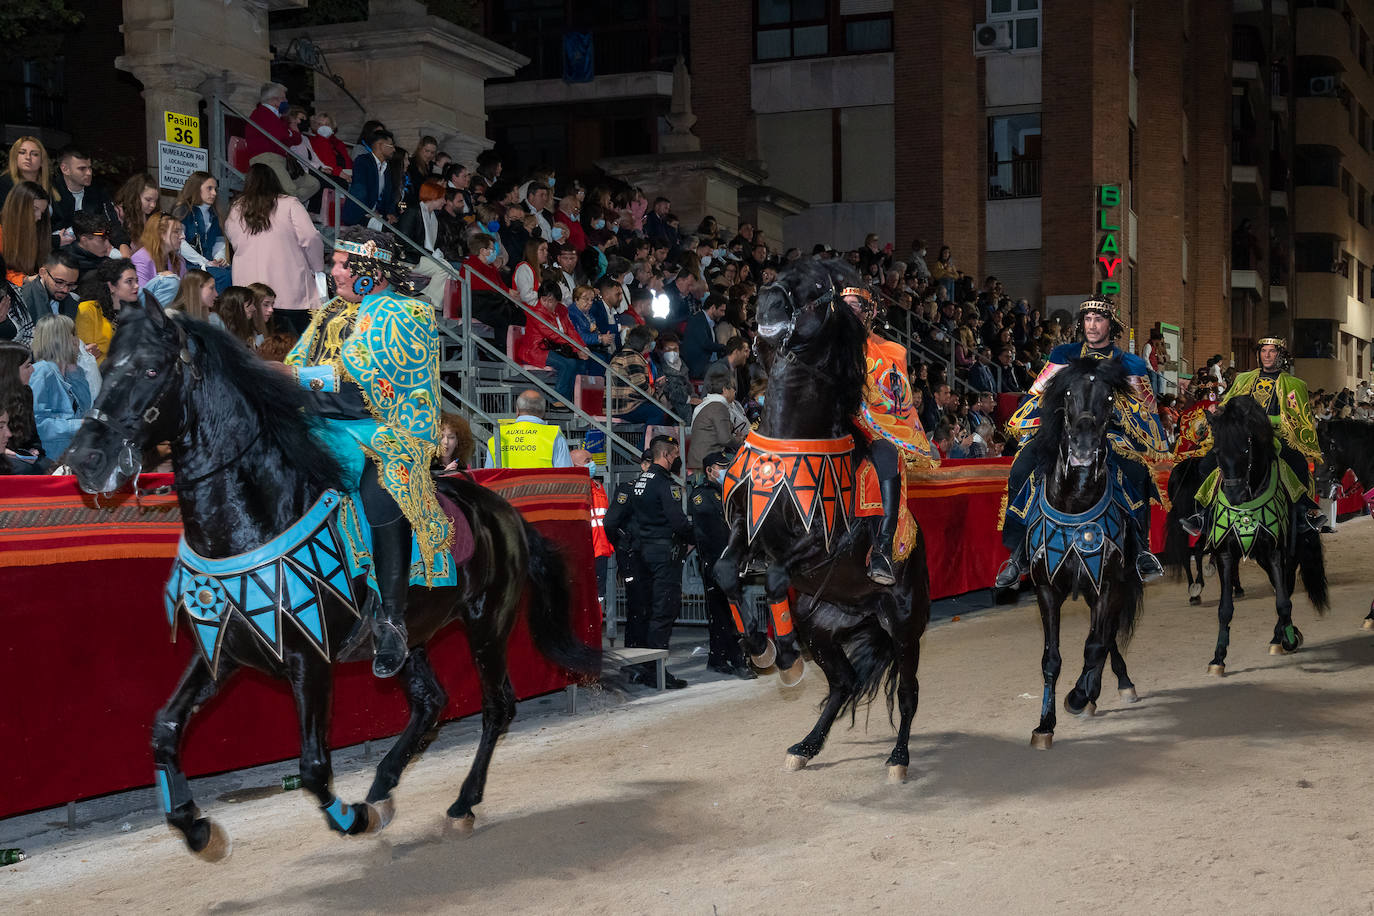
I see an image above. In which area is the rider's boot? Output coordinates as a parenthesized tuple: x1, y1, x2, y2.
(1134, 513, 1164, 583)
(867, 477, 903, 586)
(994, 546, 1028, 589)
(1296, 495, 1327, 532)
(369, 518, 411, 678)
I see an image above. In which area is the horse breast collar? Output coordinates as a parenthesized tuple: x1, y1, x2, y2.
(1201, 463, 1286, 558)
(163, 489, 370, 675)
(1023, 472, 1137, 588)
(723, 431, 855, 548)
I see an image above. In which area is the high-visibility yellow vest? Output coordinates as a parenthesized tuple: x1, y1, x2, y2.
(487, 419, 561, 468)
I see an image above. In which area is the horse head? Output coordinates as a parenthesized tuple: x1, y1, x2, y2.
(755, 258, 858, 349)
(67, 296, 195, 494)
(1037, 356, 1129, 480)
(1207, 396, 1271, 503)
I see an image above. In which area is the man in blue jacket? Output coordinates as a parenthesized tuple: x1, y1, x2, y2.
(682, 298, 727, 378)
(341, 131, 397, 227)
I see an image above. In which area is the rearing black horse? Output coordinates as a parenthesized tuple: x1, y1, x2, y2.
(65, 299, 598, 859)
(713, 258, 931, 782)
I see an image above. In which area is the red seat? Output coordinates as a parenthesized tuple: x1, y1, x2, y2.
(574, 374, 607, 420)
(228, 135, 249, 175)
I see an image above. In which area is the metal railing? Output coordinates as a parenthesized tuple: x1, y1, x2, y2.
(987, 157, 1041, 199)
(210, 97, 687, 474)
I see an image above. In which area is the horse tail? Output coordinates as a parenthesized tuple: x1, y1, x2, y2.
(1296, 527, 1329, 614)
(1161, 461, 1196, 580)
(522, 523, 602, 676)
(816, 602, 897, 726)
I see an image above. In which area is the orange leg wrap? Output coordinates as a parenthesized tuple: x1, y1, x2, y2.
(729, 601, 746, 634)
(769, 599, 793, 637)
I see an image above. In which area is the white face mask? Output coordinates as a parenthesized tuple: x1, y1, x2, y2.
(317, 125, 334, 138)
(712, 467, 726, 484)
(918, 248, 926, 257)
(663, 351, 682, 367)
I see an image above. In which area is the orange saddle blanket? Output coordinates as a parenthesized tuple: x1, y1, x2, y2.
(723, 431, 916, 563)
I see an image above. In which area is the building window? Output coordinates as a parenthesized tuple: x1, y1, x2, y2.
(844, 16, 893, 53)
(756, 0, 829, 60)
(988, 0, 1040, 51)
(1361, 184, 1369, 226)
(987, 112, 1041, 199)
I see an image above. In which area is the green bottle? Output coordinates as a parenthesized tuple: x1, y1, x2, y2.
(282, 775, 302, 791)
(0, 849, 25, 865)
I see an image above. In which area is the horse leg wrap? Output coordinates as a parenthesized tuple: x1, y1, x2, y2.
(729, 601, 746, 635)
(155, 765, 193, 815)
(322, 796, 359, 834)
(769, 599, 793, 637)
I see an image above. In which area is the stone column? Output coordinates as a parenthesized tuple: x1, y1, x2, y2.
(121, 60, 211, 179)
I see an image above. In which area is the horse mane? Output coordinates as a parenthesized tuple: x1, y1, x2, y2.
(1210, 395, 1270, 459)
(1021, 355, 1131, 478)
(169, 311, 345, 493)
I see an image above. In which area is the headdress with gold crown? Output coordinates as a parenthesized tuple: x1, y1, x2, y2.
(840, 285, 880, 324)
(1075, 295, 1124, 340)
(334, 228, 417, 295)
(1255, 336, 1288, 352)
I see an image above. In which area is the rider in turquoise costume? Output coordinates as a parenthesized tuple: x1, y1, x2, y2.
(284, 228, 450, 678)
(998, 297, 1169, 587)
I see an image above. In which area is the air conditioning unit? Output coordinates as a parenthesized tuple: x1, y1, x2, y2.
(974, 21, 1013, 56)
(1309, 75, 1339, 97)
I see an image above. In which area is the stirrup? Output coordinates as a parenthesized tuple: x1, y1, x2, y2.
(1135, 551, 1164, 584)
(867, 550, 896, 586)
(1304, 510, 1327, 532)
(994, 553, 1025, 589)
(371, 619, 409, 678)
(1180, 513, 1203, 538)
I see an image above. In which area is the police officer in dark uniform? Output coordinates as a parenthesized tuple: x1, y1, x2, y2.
(604, 449, 652, 650)
(612, 434, 694, 688)
(690, 449, 755, 679)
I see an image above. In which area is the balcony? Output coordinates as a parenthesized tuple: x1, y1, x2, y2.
(1271, 286, 1289, 307)
(1232, 269, 1266, 295)
(1294, 184, 1349, 237)
(1296, 95, 1348, 150)
(1233, 164, 1265, 204)
(1294, 270, 1350, 322)
(1296, 5, 1350, 67)
(1271, 189, 1289, 213)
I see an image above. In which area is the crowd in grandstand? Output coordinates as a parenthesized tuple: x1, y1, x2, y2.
(3, 81, 1373, 483)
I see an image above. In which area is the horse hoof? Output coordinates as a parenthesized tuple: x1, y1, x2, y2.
(1188, 583, 1203, 599)
(1188, 596, 1202, 606)
(1119, 686, 1139, 703)
(1063, 697, 1096, 718)
(1234, 587, 1246, 599)
(1362, 618, 1374, 631)
(363, 797, 395, 835)
(192, 820, 232, 863)
(778, 657, 806, 688)
(444, 814, 476, 838)
(1030, 732, 1053, 750)
(1207, 664, 1226, 677)
(1269, 643, 1290, 656)
(785, 754, 809, 771)
(887, 765, 908, 784)
(750, 640, 777, 670)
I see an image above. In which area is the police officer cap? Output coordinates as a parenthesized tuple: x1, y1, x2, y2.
(702, 449, 734, 469)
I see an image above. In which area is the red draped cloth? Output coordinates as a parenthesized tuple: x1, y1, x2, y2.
(0, 470, 599, 818)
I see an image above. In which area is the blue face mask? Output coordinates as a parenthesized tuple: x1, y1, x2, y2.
(486, 220, 500, 232)
(484, 240, 501, 265)
(277, 99, 290, 115)
(592, 219, 606, 230)
(551, 226, 567, 242)
(610, 223, 620, 234)
(547, 177, 556, 188)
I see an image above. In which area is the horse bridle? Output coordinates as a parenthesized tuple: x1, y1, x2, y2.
(762, 275, 841, 384)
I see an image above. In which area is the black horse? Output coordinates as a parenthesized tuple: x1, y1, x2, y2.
(64, 299, 598, 859)
(1011, 357, 1143, 750)
(1165, 398, 1327, 674)
(1164, 456, 1244, 606)
(1317, 418, 1374, 626)
(713, 259, 931, 783)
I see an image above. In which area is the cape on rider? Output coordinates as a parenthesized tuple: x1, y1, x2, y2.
(998, 296, 1169, 587)
(284, 227, 450, 678)
(1180, 336, 1326, 534)
(839, 285, 938, 585)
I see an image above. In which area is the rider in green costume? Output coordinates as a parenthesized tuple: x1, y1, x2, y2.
(1182, 336, 1325, 534)
(284, 228, 450, 678)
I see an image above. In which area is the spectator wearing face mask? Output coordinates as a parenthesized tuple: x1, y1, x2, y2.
(553, 188, 585, 252)
(608, 325, 665, 425)
(654, 333, 695, 420)
(245, 83, 319, 204)
(308, 113, 353, 184)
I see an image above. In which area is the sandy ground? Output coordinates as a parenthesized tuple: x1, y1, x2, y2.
(8, 517, 1374, 915)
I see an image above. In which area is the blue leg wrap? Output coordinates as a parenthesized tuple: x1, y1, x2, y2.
(154, 765, 193, 815)
(323, 796, 356, 832)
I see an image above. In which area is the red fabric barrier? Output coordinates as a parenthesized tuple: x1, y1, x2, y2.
(0, 470, 599, 819)
(908, 458, 1013, 599)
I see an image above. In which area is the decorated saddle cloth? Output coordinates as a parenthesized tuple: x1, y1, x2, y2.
(722, 431, 919, 565)
(1009, 465, 1142, 588)
(1194, 455, 1307, 557)
(163, 487, 472, 675)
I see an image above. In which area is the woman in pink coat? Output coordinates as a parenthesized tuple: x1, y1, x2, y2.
(224, 163, 323, 333)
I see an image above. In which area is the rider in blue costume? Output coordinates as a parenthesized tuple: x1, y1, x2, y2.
(997, 296, 1169, 587)
(284, 228, 450, 678)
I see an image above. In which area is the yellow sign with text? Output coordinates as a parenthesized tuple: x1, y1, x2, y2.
(164, 111, 200, 147)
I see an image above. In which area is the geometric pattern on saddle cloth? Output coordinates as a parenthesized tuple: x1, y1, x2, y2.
(162, 488, 458, 676)
(1197, 462, 1293, 559)
(723, 432, 856, 551)
(1020, 468, 1139, 589)
(722, 430, 918, 563)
